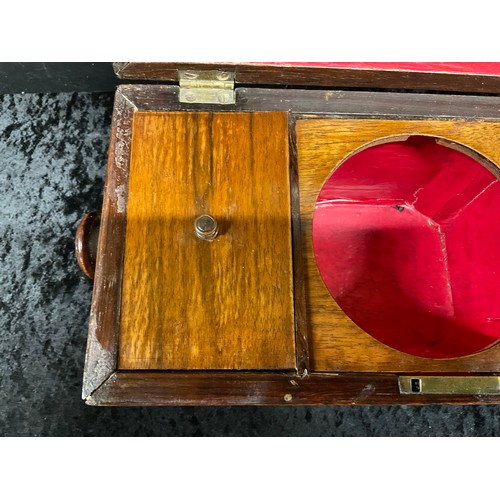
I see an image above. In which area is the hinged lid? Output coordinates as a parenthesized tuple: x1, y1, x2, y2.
(114, 62, 500, 94)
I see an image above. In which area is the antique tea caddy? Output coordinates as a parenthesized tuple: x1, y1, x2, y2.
(75, 63, 500, 405)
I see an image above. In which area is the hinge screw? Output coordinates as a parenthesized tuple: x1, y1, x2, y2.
(217, 92, 231, 104)
(216, 71, 230, 81)
(184, 91, 197, 103)
(184, 70, 199, 80)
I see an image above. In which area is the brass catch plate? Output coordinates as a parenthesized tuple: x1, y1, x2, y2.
(399, 376, 500, 395)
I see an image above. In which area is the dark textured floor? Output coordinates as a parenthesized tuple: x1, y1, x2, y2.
(1, 92, 500, 436)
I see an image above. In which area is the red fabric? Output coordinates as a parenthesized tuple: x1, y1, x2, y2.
(249, 62, 500, 76)
(313, 136, 500, 358)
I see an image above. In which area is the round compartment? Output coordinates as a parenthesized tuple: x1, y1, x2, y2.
(313, 135, 500, 358)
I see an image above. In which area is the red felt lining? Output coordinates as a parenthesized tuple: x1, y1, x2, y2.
(313, 136, 500, 358)
(251, 62, 500, 76)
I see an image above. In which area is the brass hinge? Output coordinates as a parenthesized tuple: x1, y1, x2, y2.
(179, 70, 235, 105)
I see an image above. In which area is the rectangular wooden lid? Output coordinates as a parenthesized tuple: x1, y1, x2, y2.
(118, 110, 296, 371)
(114, 62, 500, 93)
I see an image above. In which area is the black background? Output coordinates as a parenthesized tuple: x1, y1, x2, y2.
(0, 63, 120, 94)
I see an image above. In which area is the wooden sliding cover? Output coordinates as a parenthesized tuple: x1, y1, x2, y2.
(118, 111, 296, 370)
(296, 117, 500, 373)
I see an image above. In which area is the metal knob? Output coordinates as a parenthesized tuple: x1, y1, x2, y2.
(194, 214, 218, 241)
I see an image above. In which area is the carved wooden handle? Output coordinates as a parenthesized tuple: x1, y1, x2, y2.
(75, 212, 100, 280)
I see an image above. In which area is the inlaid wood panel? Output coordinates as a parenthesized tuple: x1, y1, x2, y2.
(119, 112, 296, 370)
(296, 118, 500, 373)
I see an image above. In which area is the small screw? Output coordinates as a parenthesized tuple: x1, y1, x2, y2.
(194, 215, 218, 241)
(184, 70, 199, 80)
(217, 91, 231, 104)
(184, 91, 197, 103)
(216, 71, 230, 81)
(284, 393, 293, 402)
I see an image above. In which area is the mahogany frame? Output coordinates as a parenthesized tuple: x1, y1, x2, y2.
(83, 84, 500, 405)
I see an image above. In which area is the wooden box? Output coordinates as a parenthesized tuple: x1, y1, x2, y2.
(77, 63, 500, 405)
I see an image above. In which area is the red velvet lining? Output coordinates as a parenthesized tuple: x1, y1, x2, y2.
(313, 136, 500, 358)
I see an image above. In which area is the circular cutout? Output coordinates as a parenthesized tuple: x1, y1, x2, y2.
(313, 135, 500, 358)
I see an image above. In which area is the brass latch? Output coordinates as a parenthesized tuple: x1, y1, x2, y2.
(399, 376, 500, 395)
(179, 70, 235, 105)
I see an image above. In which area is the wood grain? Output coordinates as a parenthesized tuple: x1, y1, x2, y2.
(82, 89, 135, 399)
(113, 63, 500, 94)
(118, 111, 296, 370)
(88, 371, 500, 406)
(288, 116, 309, 374)
(296, 118, 500, 373)
(119, 84, 500, 119)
